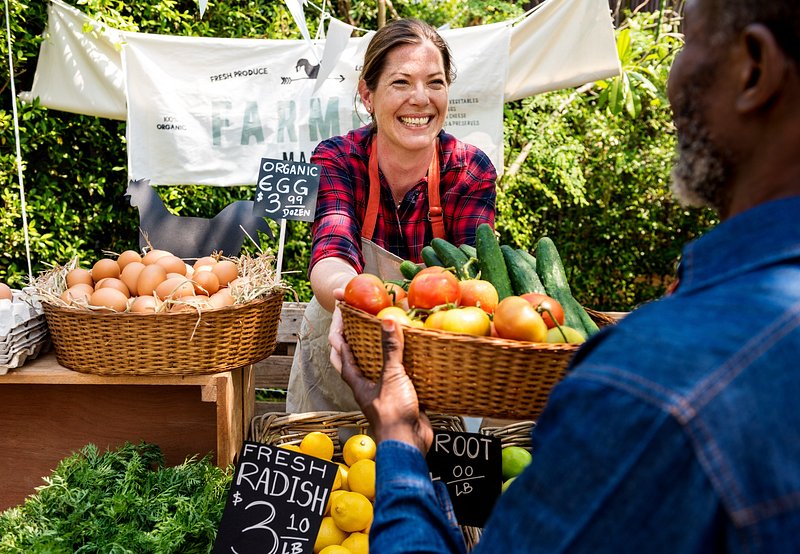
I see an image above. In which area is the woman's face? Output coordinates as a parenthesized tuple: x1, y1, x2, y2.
(359, 40, 449, 157)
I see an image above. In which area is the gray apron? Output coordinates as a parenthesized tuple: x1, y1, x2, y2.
(286, 239, 404, 412)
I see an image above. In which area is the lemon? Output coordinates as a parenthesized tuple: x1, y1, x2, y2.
(331, 491, 373, 533)
(343, 434, 377, 466)
(342, 531, 369, 554)
(314, 516, 348, 553)
(325, 489, 348, 516)
(337, 463, 350, 491)
(279, 443, 302, 453)
(347, 459, 376, 501)
(501, 446, 532, 481)
(319, 546, 353, 554)
(301, 431, 335, 461)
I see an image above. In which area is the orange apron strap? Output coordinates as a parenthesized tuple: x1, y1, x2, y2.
(427, 141, 445, 239)
(362, 137, 381, 242)
(362, 136, 444, 241)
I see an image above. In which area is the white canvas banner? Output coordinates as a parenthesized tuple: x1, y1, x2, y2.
(505, 0, 621, 101)
(22, 0, 618, 122)
(124, 22, 510, 186)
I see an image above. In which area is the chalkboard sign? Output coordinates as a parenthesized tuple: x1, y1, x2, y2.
(253, 158, 321, 222)
(425, 430, 502, 528)
(213, 441, 338, 554)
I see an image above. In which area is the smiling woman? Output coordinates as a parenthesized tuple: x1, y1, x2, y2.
(286, 18, 499, 413)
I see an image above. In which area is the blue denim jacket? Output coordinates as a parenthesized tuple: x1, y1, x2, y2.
(370, 196, 800, 553)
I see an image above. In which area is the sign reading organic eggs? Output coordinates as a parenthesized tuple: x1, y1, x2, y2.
(213, 441, 337, 554)
(253, 158, 321, 223)
(425, 430, 502, 528)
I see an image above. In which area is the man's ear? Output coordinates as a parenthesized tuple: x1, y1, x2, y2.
(736, 23, 788, 113)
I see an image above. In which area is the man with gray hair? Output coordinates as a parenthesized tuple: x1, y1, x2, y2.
(330, 0, 800, 551)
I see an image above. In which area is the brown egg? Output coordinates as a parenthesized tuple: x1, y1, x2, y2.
(66, 267, 93, 288)
(0, 283, 12, 301)
(130, 295, 158, 314)
(120, 261, 145, 296)
(155, 254, 187, 275)
(211, 260, 238, 287)
(193, 256, 218, 270)
(117, 250, 143, 271)
(89, 287, 128, 312)
(136, 264, 168, 297)
(166, 272, 185, 279)
(92, 258, 121, 282)
(193, 270, 220, 295)
(209, 288, 235, 308)
(95, 277, 130, 297)
(142, 249, 172, 265)
(155, 277, 195, 300)
(60, 284, 93, 304)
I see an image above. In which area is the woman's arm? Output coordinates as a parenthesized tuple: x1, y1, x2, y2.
(310, 257, 358, 312)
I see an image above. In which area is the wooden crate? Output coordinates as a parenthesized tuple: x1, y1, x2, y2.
(0, 353, 254, 512)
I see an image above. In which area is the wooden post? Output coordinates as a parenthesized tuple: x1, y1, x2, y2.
(377, 0, 386, 28)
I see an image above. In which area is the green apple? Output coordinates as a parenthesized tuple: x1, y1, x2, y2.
(546, 325, 586, 344)
(501, 477, 516, 493)
(501, 446, 532, 480)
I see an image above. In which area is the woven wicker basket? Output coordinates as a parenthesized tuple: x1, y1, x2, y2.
(249, 411, 475, 548)
(42, 290, 284, 376)
(340, 302, 615, 420)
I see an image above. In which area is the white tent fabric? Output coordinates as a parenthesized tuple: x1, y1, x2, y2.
(19, 0, 620, 186)
(21, 0, 619, 119)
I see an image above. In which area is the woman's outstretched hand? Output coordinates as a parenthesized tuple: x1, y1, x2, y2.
(329, 290, 433, 454)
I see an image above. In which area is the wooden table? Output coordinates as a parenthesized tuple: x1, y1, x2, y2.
(0, 351, 254, 511)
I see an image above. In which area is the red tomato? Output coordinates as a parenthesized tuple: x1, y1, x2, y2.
(343, 274, 393, 315)
(384, 282, 408, 305)
(440, 307, 491, 336)
(407, 268, 461, 310)
(458, 279, 499, 314)
(493, 296, 548, 342)
(520, 293, 565, 329)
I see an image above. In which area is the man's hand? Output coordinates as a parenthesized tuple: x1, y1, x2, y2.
(329, 290, 433, 454)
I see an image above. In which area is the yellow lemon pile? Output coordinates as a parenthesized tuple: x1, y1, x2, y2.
(298, 432, 376, 554)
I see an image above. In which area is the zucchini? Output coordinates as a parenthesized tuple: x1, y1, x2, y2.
(501, 245, 546, 295)
(431, 238, 471, 279)
(475, 224, 514, 300)
(421, 245, 444, 268)
(399, 260, 423, 280)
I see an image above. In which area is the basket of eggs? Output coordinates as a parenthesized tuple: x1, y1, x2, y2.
(338, 270, 616, 420)
(33, 249, 287, 376)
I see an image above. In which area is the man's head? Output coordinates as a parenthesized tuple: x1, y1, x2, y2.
(668, 0, 800, 218)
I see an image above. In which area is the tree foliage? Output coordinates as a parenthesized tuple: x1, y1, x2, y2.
(1, 1, 714, 311)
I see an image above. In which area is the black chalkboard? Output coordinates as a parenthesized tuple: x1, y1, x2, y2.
(425, 430, 502, 528)
(213, 441, 338, 554)
(253, 158, 321, 222)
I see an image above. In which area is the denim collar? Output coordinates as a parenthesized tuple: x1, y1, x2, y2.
(677, 195, 800, 294)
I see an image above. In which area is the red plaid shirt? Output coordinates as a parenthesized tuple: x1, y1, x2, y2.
(309, 125, 497, 274)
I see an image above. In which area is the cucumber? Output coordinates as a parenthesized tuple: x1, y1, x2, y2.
(535, 236, 598, 336)
(516, 249, 537, 274)
(431, 237, 471, 279)
(458, 243, 480, 278)
(501, 245, 545, 296)
(399, 260, 423, 280)
(475, 224, 514, 300)
(459, 243, 477, 259)
(535, 237, 572, 295)
(421, 245, 444, 268)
